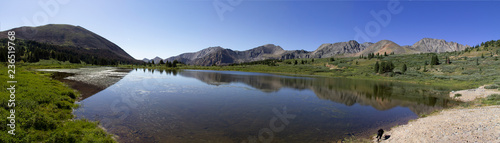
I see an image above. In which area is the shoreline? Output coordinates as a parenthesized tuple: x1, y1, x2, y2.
(371, 85, 500, 143)
(39, 67, 132, 142)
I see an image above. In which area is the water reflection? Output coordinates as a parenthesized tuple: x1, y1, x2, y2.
(74, 69, 458, 143)
(139, 68, 178, 76)
(179, 70, 456, 115)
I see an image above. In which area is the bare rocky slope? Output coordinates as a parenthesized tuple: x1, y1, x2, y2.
(410, 38, 470, 53)
(356, 40, 420, 56)
(165, 44, 286, 66)
(310, 40, 373, 58)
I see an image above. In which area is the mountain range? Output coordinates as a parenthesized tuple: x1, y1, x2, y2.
(150, 38, 469, 66)
(0, 24, 470, 66)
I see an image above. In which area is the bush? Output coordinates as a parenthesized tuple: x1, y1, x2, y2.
(440, 65, 457, 73)
(63, 91, 77, 99)
(482, 94, 500, 105)
(461, 70, 475, 75)
(454, 93, 462, 97)
(485, 85, 499, 89)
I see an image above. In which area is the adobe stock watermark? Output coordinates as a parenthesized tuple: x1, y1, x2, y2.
(354, 0, 403, 43)
(6, 31, 17, 135)
(20, 0, 71, 38)
(213, 0, 243, 21)
(243, 106, 296, 143)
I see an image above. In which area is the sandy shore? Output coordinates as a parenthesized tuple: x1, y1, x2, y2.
(372, 85, 500, 143)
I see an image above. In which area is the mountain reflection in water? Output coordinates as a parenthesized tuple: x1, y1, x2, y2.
(179, 70, 456, 115)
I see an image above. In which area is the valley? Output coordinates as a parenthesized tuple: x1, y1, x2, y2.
(0, 24, 498, 142)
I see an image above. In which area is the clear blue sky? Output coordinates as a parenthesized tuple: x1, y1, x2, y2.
(1, 0, 499, 59)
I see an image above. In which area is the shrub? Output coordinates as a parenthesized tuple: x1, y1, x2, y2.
(63, 91, 77, 99)
(461, 70, 475, 75)
(485, 85, 499, 89)
(454, 93, 462, 97)
(441, 65, 457, 73)
(482, 94, 500, 105)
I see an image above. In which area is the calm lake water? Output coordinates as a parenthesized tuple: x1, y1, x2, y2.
(72, 69, 458, 143)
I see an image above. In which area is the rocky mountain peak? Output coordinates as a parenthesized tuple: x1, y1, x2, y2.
(162, 38, 469, 66)
(310, 40, 368, 58)
(411, 38, 469, 53)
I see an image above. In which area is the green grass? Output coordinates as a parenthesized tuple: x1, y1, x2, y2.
(458, 93, 500, 108)
(481, 94, 500, 105)
(484, 84, 499, 89)
(0, 65, 115, 142)
(341, 135, 372, 143)
(19, 59, 94, 69)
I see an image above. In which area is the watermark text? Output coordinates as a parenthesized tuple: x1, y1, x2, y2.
(6, 31, 17, 135)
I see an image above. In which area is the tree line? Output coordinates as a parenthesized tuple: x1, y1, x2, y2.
(147, 59, 179, 68)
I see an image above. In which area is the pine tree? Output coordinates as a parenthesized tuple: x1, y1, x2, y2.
(294, 60, 298, 65)
(388, 61, 394, 72)
(330, 57, 335, 62)
(311, 58, 314, 62)
(160, 59, 165, 64)
(166, 60, 171, 67)
(402, 64, 407, 73)
(172, 60, 178, 67)
(430, 55, 439, 65)
(374, 61, 379, 73)
(378, 61, 395, 73)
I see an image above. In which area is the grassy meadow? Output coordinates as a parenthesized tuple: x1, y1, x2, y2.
(0, 65, 115, 142)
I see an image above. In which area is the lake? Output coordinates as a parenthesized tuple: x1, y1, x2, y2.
(65, 68, 458, 142)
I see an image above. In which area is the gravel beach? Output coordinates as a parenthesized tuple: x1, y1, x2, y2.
(373, 85, 500, 143)
(379, 105, 499, 143)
